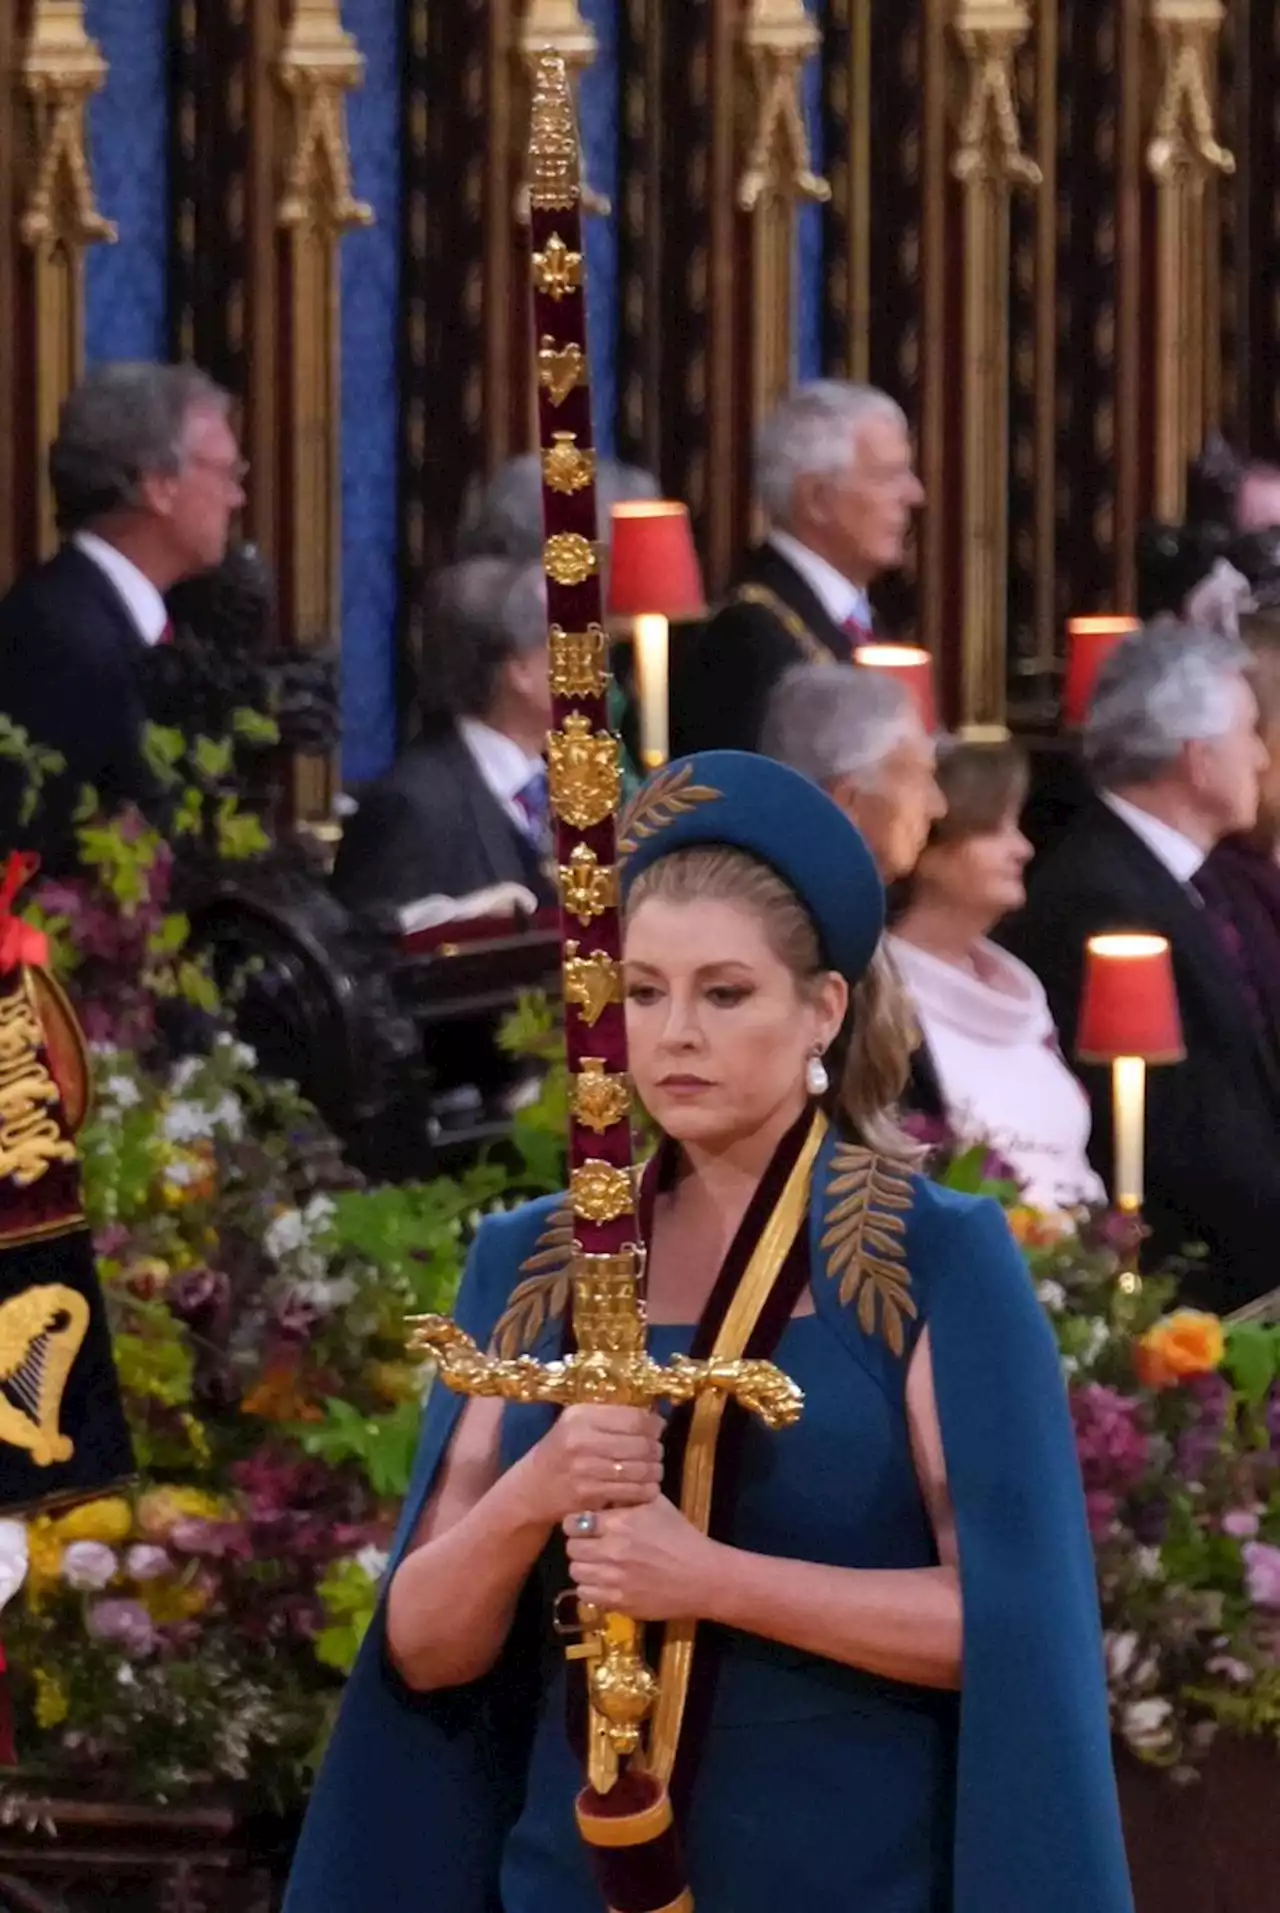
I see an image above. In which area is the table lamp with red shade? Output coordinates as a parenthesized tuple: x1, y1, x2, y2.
(1063, 616, 1141, 728)
(852, 643, 938, 732)
(1076, 932, 1185, 1280)
(607, 502, 706, 769)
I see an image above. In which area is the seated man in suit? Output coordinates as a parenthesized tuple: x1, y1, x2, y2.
(760, 661, 942, 881)
(1003, 619, 1280, 1312)
(0, 363, 244, 864)
(332, 557, 554, 916)
(671, 380, 924, 755)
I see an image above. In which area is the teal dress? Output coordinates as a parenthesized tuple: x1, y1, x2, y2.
(499, 1320, 956, 1912)
(283, 1127, 1134, 1913)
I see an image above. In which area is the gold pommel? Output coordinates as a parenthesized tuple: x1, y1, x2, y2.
(529, 51, 581, 211)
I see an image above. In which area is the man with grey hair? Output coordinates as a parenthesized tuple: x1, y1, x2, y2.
(0, 362, 244, 859)
(671, 380, 924, 756)
(761, 662, 943, 880)
(1006, 618, 1279, 1309)
(332, 557, 554, 915)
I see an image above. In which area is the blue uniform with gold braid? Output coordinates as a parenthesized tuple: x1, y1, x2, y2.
(284, 754, 1133, 1913)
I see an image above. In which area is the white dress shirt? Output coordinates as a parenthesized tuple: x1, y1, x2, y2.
(1101, 791, 1205, 884)
(457, 717, 543, 836)
(767, 530, 872, 633)
(72, 531, 170, 647)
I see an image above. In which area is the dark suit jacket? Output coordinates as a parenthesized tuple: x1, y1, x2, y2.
(1001, 795, 1280, 1311)
(0, 545, 157, 865)
(331, 725, 555, 916)
(670, 543, 857, 757)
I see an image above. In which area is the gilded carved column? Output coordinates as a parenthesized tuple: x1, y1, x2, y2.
(275, 0, 373, 822)
(949, 0, 1041, 731)
(738, 0, 830, 431)
(1146, 0, 1233, 522)
(19, 1, 117, 561)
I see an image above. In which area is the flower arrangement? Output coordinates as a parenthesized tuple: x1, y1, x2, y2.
(0, 1035, 538, 1808)
(912, 1125, 1280, 1777)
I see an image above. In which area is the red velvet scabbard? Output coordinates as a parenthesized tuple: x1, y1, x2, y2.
(529, 50, 695, 1913)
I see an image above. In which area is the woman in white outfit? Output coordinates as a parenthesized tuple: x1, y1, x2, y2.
(890, 741, 1104, 1210)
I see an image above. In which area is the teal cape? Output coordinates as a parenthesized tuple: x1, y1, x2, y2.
(284, 1128, 1133, 1913)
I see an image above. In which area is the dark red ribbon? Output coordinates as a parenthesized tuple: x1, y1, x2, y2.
(0, 852, 47, 973)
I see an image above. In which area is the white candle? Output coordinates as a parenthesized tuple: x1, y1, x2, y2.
(1111, 1055, 1147, 1211)
(634, 612, 670, 770)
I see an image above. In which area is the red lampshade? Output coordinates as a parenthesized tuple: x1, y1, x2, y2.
(853, 643, 937, 732)
(1076, 934, 1185, 1064)
(1063, 616, 1140, 728)
(607, 502, 706, 621)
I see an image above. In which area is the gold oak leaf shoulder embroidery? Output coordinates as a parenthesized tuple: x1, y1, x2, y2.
(490, 1205, 575, 1358)
(617, 764, 721, 859)
(819, 1144, 917, 1357)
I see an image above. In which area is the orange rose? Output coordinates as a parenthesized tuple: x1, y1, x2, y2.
(1134, 1309, 1225, 1389)
(242, 1364, 323, 1423)
(1006, 1206, 1075, 1250)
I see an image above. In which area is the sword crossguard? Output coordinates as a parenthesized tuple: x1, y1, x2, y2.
(408, 1316, 805, 1430)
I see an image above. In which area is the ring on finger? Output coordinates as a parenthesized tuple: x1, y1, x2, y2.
(572, 1511, 598, 1537)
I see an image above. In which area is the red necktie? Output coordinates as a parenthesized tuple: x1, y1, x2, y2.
(842, 612, 872, 653)
(158, 620, 175, 647)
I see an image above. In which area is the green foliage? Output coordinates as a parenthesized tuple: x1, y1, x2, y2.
(314, 1558, 382, 1676)
(0, 714, 64, 826)
(293, 1400, 423, 1502)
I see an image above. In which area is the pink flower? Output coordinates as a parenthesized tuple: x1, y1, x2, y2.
(1085, 1490, 1118, 1542)
(1222, 1510, 1260, 1540)
(1071, 1384, 1151, 1494)
(87, 1597, 157, 1657)
(125, 1544, 171, 1582)
(1243, 1541, 1280, 1610)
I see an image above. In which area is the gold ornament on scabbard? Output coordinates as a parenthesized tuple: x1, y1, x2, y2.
(543, 432, 595, 494)
(533, 234, 584, 299)
(539, 337, 588, 406)
(544, 532, 598, 587)
(548, 714, 624, 829)
(550, 625, 610, 699)
(563, 943, 623, 1025)
(572, 1059, 632, 1135)
(559, 844, 619, 925)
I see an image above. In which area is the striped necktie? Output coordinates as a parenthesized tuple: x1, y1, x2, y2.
(514, 763, 550, 852)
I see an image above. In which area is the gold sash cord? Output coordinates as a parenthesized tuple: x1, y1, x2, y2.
(648, 1111, 828, 1783)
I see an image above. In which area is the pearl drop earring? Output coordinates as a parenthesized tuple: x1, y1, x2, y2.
(805, 1049, 830, 1097)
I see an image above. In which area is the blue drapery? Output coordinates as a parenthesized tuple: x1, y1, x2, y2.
(83, 0, 169, 368)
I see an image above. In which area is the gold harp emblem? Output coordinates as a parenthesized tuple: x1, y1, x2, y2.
(572, 1059, 631, 1136)
(543, 432, 594, 495)
(533, 235, 583, 300)
(548, 713, 623, 830)
(0, 1283, 89, 1465)
(563, 942, 623, 1026)
(538, 337, 587, 407)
